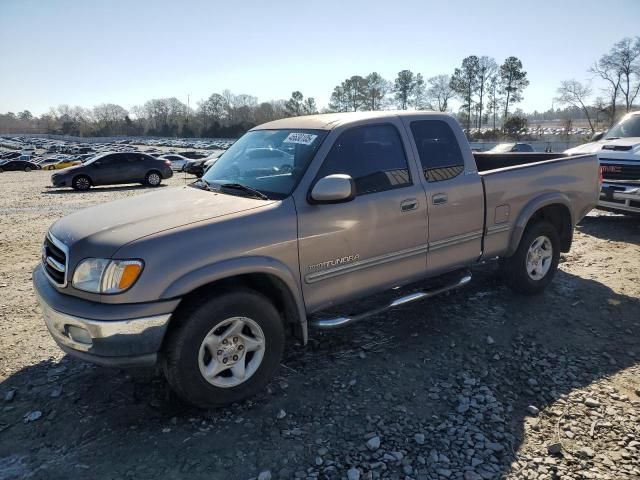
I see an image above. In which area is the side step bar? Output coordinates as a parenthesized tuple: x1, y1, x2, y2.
(311, 272, 472, 330)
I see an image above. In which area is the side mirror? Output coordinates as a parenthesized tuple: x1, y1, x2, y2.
(590, 132, 604, 142)
(310, 174, 355, 204)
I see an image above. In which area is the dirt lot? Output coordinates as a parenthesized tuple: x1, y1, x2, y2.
(0, 171, 639, 480)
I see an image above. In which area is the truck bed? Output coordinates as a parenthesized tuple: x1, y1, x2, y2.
(473, 152, 570, 172)
(476, 153, 599, 260)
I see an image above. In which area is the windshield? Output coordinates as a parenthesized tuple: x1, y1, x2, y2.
(202, 129, 327, 199)
(605, 114, 640, 139)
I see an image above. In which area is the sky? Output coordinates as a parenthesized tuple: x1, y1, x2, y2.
(1, 0, 639, 116)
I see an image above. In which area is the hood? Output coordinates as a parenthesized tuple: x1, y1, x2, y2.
(49, 186, 274, 256)
(565, 137, 640, 155)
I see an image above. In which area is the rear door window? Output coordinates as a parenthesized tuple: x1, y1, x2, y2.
(410, 120, 465, 182)
(316, 124, 411, 195)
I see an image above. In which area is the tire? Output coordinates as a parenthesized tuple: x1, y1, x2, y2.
(0, 167, 4, 173)
(72, 175, 91, 191)
(501, 220, 560, 295)
(24, 167, 32, 172)
(47, 166, 55, 171)
(145, 170, 162, 187)
(162, 290, 285, 408)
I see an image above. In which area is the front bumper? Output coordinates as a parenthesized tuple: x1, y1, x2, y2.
(51, 175, 70, 187)
(598, 182, 640, 214)
(33, 265, 176, 367)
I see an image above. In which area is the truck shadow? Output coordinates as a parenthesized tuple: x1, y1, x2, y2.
(577, 212, 640, 246)
(0, 268, 638, 479)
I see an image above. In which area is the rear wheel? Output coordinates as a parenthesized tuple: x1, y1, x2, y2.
(145, 170, 162, 187)
(72, 175, 91, 191)
(501, 220, 560, 295)
(162, 290, 285, 408)
(24, 167, 32, 172)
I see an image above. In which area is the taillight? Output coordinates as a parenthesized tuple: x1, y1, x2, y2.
(164, 160, 171, 166)
(598, 165, 603, 186)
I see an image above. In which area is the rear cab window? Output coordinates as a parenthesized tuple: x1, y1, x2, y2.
(410, 120, 465, 182)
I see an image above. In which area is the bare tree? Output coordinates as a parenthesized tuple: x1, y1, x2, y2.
(590, 53, 622, 125)
(608, 37, 640, 112)
(555, 80, 595, 134)
(425, 75, 454, 112)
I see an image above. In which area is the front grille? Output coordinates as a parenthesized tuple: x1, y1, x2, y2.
(42, 233, 68, 286)
(600, 159, 640, 182)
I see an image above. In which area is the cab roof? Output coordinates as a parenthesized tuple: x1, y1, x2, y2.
(253, 110, 450, 131)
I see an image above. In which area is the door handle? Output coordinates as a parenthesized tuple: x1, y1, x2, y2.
(400, 198, 418, 212)
(432, 193, 448, 205)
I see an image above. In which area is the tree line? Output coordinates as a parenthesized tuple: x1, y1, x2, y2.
(555, 36, 640, 134)
(1, 36, 638, 139)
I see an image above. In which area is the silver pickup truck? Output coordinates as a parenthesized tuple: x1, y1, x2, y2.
(33, 112, 599, 407)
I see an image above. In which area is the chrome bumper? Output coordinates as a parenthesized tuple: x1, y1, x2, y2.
(34, 275, 172, 368)
(599, 183, 640, 213)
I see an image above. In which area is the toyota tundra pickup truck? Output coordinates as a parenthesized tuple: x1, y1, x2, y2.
(33, 111, 599, 408)
(566, 111, 640, 214)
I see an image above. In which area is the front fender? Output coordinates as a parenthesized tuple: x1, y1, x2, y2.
(160, 255, 308, 342)
(506, 192, 573, 257)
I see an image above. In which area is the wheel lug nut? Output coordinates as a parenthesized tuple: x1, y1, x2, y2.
(233, 355, 238, 361)
(222, 358, 228, 364)
(222, 339, 228, 345)
(217, 350, 223, 355)
(238, 345, 244, 351)
(233, 337, 238, 343)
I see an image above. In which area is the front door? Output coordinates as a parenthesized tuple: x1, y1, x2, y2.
(404, 118, 484, 274)
(296, 122, 428, 313)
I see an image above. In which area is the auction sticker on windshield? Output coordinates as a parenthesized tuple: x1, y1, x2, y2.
(283, 132, 318, 145)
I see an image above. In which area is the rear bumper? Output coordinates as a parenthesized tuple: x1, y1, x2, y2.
(598, 183, 640, 213)
(33, 265, 176, 367)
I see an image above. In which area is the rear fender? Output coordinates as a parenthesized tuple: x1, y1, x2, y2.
(506, 193, 573, 257)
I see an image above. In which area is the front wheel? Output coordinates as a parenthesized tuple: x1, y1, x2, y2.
(501, 220, 560, 295)
(162, 290, 285, 408)
(72, 175, 91, 191)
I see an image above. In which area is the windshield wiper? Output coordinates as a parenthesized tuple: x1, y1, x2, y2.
(220, 183, 269, 200)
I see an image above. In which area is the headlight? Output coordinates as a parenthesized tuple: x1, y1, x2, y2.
(72, 258, 143, 294)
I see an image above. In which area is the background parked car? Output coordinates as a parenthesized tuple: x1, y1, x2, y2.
(487, 142, 535, 153)
(157, 153, 189, 171)
(50, 152, 173, 190)
(43, 159, 81, 170)
(0, 160, 41, 172)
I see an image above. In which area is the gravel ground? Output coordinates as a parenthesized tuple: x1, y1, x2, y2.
(0, 171, 639, 480)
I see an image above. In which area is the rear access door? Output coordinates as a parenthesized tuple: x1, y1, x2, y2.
(402, 118, 484, 274)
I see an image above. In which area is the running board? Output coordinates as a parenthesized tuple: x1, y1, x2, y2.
(311, 272, 472, 330)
